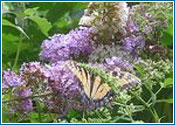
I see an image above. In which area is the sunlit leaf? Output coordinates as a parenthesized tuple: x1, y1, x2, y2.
(24, 7, 39, 16)
(27, 16, 52, 36)
(156, 98, 173, 103)
(163, 78, 173, 88)
(2, 19, 29, 39)
(161, 24, 173, 47)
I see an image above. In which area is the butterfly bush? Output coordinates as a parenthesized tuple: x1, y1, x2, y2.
(122, 35, 145, 56)
(3, 61, 85, 114)
(39, 27, 96, 62)
(40, 2, 145, 64)
(42, 61, 81, 98)
(103, 57, 133, 72)
(3, 62, 43, 113)
(2, 70, 25, 88)
(14, 88, 33, 113)
(79, 2, 129, 42)
(2, 2, 142, 115)
(129, 2, 172, 42)
(40, 61, 85, 114)
(88, 19, 145, 63)
(121, 18, 145, 57)
(2, 2, 173, 122)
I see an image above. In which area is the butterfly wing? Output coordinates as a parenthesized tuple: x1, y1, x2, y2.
(67, 61, 91, 98)
(66, 61, 142, 109)
(113, 71, 141, 90)
(91, 76, 111, 100)
(66, 61, 113, 102)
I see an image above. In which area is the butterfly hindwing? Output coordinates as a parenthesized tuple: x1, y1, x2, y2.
(93, 83, 111, 100)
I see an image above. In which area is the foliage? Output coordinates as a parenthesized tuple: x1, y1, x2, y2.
(2, 2, 88, 70)
(2, 2, 173, 123)
(131, 2, 173, 48)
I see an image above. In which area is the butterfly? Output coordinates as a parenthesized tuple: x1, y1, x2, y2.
(66, 61, 141, 109)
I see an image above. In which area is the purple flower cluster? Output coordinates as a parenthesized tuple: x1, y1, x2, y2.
(3, 62, 44, 113)
(103, 57, 133, 72)
(122, 35, 145, 56)
(43, 61, 81, 98)
(41, 61, 84, 113)
(2, 61, 84, 114)
(20, 62, 42, 75)
(16, 88, 33, 97)
(39, 27, 95, 62)
(18, 61, 82, 113)
(122, 19, 145, 57)
(126, 20, 139, 34)
(19, 62, 44, 85)
(2, 70, 25, 88)
(15, 88, 33, 113)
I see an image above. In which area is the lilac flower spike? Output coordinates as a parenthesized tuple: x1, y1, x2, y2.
(104, 57, 133, 72)
(19, 99, 33, 112)
(2, 70, 25, 88)
(122, 35, 145, 56)
(42, 61, 83, 113)
(15, 88, 33, 112)
(39, 27, 95, 62)
(127, 19, 139, 34)
(16, 88, 33, 98)
(43, 61, 81, 98)
(20, 62, 41, 74)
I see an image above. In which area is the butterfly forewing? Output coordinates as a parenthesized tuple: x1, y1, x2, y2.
(115, 71, 141, 90)
(91, 76, 102, 99)
(81, 69, 91, 98)
(67, 61, 91, 98)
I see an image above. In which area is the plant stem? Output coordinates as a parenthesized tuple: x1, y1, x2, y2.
(147, 86, 163, 105)
(130, 91, 160, 123)
(12, 2, 26, 70)
(12, 33, 23, 70)
(2, 93, 57, 104)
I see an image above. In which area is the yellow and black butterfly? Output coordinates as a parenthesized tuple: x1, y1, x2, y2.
(66, 61, 141, 109)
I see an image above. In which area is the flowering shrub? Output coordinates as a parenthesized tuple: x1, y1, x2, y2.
(2, 2, 173, 123)
(39, 27, 96, 62)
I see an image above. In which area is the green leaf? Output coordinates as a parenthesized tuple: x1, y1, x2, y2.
(2, 106, 18, 123)
(67, 109, 80, 119)
(134, 65, 146, 78)
(2, 33, 19, 53)
(167, 24, 173, 36)
(156, 98, 173, 103)
(27, 16, 52, 36)
(2, 19, 29, 39)
(29, 112, 39, 123)
(160, 24, 173, 47)
(2, 93, 10, 101)
(163, 78, 173, 88)
(24, 7, 39, 16)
